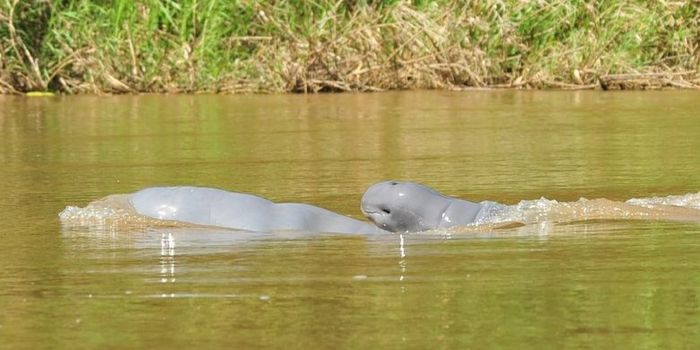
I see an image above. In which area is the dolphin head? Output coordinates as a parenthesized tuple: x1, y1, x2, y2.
(361, 180, 448, 233)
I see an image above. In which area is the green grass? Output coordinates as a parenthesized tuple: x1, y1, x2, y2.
(1, 0, 698, 94)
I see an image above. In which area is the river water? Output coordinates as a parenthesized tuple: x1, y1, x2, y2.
(1, 91, 699, 348)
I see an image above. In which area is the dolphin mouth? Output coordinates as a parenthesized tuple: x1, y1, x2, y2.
(361, 205, 390, 216)
(362, 210, 378, 220)
(361, 210, 395, 232)
(360, 206, 376, 216)
(361, 209, 382, 223)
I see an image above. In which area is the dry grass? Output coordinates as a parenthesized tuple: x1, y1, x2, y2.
(1, 0, 699, 94)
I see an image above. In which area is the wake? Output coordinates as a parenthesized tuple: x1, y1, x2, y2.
(59, 192, 700, 233)
(474, 192, 700, 227)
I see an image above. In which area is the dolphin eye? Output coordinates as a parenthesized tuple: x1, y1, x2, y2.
(390, 182, 398, 186)
(381, 208, 391, 214)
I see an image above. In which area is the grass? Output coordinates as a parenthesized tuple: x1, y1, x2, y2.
(0, 0, 699, 94)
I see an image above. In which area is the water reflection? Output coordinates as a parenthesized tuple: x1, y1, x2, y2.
(160, 233, 176, 286)
(398, 233, 406, 283)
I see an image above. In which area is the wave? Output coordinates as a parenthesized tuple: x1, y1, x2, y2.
(59, 192, 700, 234)
(474, 192, 700, 227)
(626, 192, 700, 209)
(59, 194, 188, 233)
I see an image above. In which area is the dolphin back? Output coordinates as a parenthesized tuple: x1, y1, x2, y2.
(439, 197, 484, 228)
(130, 186, 383, 234)
(275, 203, 383, 234)
(130, 187, 273, 230)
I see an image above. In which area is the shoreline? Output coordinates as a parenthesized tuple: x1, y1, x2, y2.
(2, 1, 699, 95)
(11, 74, 700, 97)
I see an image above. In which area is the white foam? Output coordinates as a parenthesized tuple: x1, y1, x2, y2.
(59, 205, 132, 225)
(626, 192, 700, 209)
(59, 194, 181, 231)
(474, 192, 700, 226)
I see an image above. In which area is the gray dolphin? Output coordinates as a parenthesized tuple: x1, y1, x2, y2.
(130, 186, 386, 234)
(361, 180, 503, 232)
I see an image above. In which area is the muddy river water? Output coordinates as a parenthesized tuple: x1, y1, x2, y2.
(1, 91, 699, 348)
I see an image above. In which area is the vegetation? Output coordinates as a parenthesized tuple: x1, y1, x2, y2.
(1, 0, 699, 94)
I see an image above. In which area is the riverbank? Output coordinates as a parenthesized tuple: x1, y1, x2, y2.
(1, 1, 699, 94)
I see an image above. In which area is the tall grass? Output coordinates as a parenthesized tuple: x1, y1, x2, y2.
(1, 0, 698, 94)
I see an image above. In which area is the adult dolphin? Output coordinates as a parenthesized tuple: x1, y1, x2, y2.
(130, 186, 386, 234)
(361, 180, 505, 232)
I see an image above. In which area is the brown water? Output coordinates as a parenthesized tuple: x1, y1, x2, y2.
(1, 91, 699, 349)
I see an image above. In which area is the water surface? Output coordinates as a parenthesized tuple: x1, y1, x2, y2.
(1, 91, 699, 348)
